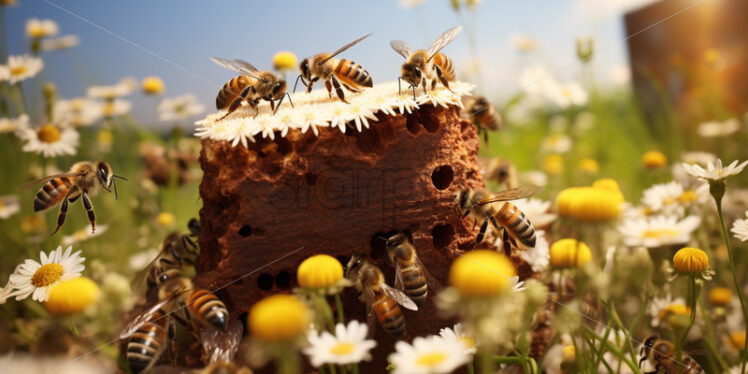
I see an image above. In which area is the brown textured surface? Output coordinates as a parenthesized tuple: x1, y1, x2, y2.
(195, 103, 484, 371)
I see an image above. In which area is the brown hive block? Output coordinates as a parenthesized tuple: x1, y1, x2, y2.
(194, 82, 484, 371)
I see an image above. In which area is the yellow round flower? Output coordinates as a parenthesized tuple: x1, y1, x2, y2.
(708, 287, 732, 306)
(98, 129, 113, 146)
(578, 158, 599, 174)
(556, 186, 622, 221)
(729, 331, 745, 350)
(658, 303, 690, 328)
(248, 294, 309, 342)
(141, 76, 164, 95)
(549, 239, 592, 268)
(562, 345, 576, 363)
(449, 250, 516, 297)
(642, 150, 667, 169)
(45, 277, 100, 315)
(297, 254, 343, 289)
(543, 154, 564, 175)
(273, 51, 298, 72)
(591, 178, 620, 193)
(673, 247, 709, 275)
(156, 212, 176, 227)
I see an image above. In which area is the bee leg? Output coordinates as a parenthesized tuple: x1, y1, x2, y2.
(307, 77, 318, 93)
(397, 77, 402, 95)
(475, 218, 489, 244)
(331, 75, 348, 104)
(50, 187, 77, 236)
(81, 191, 96, 234)
(342, 83, 361, 93)
(434, 64, 454, 93)
(489, 215, 501, 230)
(168, 319, 177, 366)
(270, 99, 276, 113)
(325, 80, 333, 98)
(219, 85, 255, 121)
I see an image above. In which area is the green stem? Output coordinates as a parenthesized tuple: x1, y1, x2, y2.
(327, 363, 337, 374)
(478, 349, 493, 374)
(582, 326, 641, 374)
(339, 364, 348, 374)
(276, 346, 300, 374)
(697, 297, 729, 371)
(676, 276, 697, 365)
(350, 364, 359, 374)
(334, 293, 345, 324)
(716, 201, 748, 374)
(467, 361, 475, 374)
(318, 365, 328, 374)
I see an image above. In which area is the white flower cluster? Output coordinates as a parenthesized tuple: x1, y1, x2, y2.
(194, 81, 474, 148)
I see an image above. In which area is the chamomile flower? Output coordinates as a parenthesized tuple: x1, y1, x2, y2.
(512, 198, 556, 228)
(0, 114, 29, 133)
(86, 77, 136, 99)
(732, 211, 748, 242)
(518, 230, 550, 272)
(25, 18, 59, 38)
(0, 195, 20, 219)
(649, 295, 689, 328)
(697, 118, 740, 138)
(158, 93, 205, 122)
(618, 215, 700, 248)
(101, 99, 132, 117)
(0, 246, 85, 303)
(54, 97, 103, 127)
(641, 181, 708, 216)
(509, 33, 538, 52)
(61, 225, 108, 246)
(541, 134, 572, 154)
(548, 82, 588, 108)
(303, 320, 376, 367)
(682, 158, 748, 181)
(438, 323, 477, 356)
(389, 335, 469, 374)
(0, 55, 44, 84)
(16, 122, 79, 158)
(40, 35, 79, 51)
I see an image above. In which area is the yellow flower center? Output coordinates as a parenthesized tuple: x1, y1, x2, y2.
(729, 332, 746, 350)
(37, 124, 61, 143)
(708, 287, 732, 306)
(10, 65, 28, 76)
(642, 229, 677, 239)
(330, 342, 354, 355)
(71, 98, 85, 112)
(678, 190, 698, 204)
(297, 254, 343, 289)
(45, 277, 100, 315)
(663, 197, 675, 205)
(449, 250, 516, 297)
(31, 263, 64, 287)
(0, 201, 4, 210)
(102, 102, 115, 116)
(416, 352, 447, 366)
(717, 169, 724, 175)
(460, 336, 475, 348)
(273, 51, 298, 72)
(248, 294, 308, 342)
(157, 212, 176, 227)
(550, 238, 592, 268)
(658, 304, 690, 320)
(642, 150, 667, 168)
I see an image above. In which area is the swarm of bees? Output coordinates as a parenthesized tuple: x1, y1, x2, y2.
(639, 335, 704, 373)
(21, 161, 127, 235)
(122, 220, 241, 373)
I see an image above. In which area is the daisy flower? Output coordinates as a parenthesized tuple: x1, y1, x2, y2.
(40, 34, 80, 52)
(682, 158, 748, 182)
(158, 93, 205, 122)
(697, 118, 740, 138)
(641, 181, 708, 216)
(86, 77, 136, 99)
(438, 323, 477, 355)
(25, 18, 59, 38)
(61, 225, 108, 246)
(389, 335, 469, 374)
(0, 55, 44, 84)
(0, 246, 85, 303)
(0, 114, 29, 133)
(732, 211, 748, 242)
(518, 230, 550, 272)
(303, 320, 376, 367)
(541, 134, 572, 154)
(16, 121, 79, 158)
(54, 97, 103, 127)
(649, 294, 687, 328)
(509, 33, 538, 52)
(618, 215, 700, 248)
(513, 198, 556, 228)
(548, 82, 588, 108)
(101, 99, 132, 117)
(0, 195, 20, 219)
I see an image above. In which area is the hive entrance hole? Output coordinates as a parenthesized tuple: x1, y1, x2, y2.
(239, 225, 252, 237)
(431, 224, 454, 250)
(431, 165, 454, 190)
(257, 273, 273, 291)
(370, 229, 413, 259)
(275, 270, 292, 290)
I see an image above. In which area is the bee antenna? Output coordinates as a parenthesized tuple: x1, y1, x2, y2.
(113, 175, 128, 181)
(112, 178, 119, 200)
(285, 92, 294, 108)
(292, 75, 306, 94)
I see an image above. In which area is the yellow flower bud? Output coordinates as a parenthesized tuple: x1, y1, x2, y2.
(297, 254, 343, 289)
(449, 250, 516, 297)
(543, 154, 564, 175)
(577, 158, 599, 174)
(729, 331, 746, 350)
(708, 287, 732, 307)
(156, 212, 176, 227)
(45, 277, 100, 315)
(672, 247, 709, 275)
(549, 239, 592, 268)
(273, 51, 298, 72)
(642, 150, 667, 169)
(562, 345, 576, 363)
(658, 304, 690, 328)
(141, 76, 165, 95)
(248, 294, 309, 342)
(556, 185, 623, 221)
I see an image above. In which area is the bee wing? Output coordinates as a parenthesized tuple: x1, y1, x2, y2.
(362, 288, 378, 339)
(318, 33, 372, 65)
(200, 320, 243, 363)
(119, 300, 170, 340)
(210, 57, 265, 82)
(413, 254, 442, 294)
(393, 262, 405, 291)
(389, 40, 412, 59)
(427, 26, 462, 61)
(382, 283, 418, 311)
(477, 186, 543, 205)
(17, 172, 82, 190)
(130, 248, 163, 288)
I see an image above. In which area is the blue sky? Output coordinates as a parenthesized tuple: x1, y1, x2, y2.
(5, 0, 654, 126)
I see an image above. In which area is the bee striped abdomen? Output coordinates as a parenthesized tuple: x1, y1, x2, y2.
(431, 53, 455, 80)
(34, 177, 73, 212)
(216, 75, 252, 110)
(402, 267, 427, 305)
(496, 202, 536, 249)
(126, 316, 167, 373)
(188, 289, 229, 330)
(373, 294, 405, 337)
(334, 59, 373, 88)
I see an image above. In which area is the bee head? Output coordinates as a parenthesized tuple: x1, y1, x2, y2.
(642, 335, 658, 353)
(385, 233, 408, 249)
(299, 58, 312, 82)
(270, 80, 287, 101)
(401, 63, 422, 87)
(345, 255, 364, 278)
(96, 161, 112, 187)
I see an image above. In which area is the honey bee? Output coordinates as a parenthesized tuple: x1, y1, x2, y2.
(639, 335, 704, 373)
(345, 255, 418, 338)
(157, 275, 230, 331)
(21, 161, 127, 235)
(455, 186, 541, 247)
(123, 308, 176, 373)
(462, 95, 502, 142)
(384, 232, 440, 307)
(135, 231, 199, 288)
(294, 34, 373, 103)
(390, 26, 462, 99)
(188, 217, 202, 237)
(484, 158, 517, 189)
(211, 57, 292, 120)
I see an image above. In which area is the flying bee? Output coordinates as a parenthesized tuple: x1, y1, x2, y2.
(455, 186, 541, 248)
(294, 34, 373, 103)
(345, 255, 418, 338)
(21, 161, 127, 235)
(462, 95, 502, 142)
(135, 231, 200, 289)
(639, 335, 704, 373)
(484, 158, 517, 189)
(390, 26, 462, 99)
(384, 232, 441, 307)
(211, 57, 293, 120)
